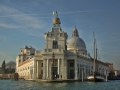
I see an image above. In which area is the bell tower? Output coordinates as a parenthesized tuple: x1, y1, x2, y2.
(44, 11, 68, 52)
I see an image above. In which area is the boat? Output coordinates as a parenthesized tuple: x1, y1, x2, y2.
(87, 72, 105, 82)
(87, 32, 105, 82)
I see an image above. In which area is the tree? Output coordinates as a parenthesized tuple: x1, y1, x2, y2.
(2, 60, 6, 70)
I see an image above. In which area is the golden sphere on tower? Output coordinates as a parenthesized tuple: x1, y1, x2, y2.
(53, 17, 61, 24)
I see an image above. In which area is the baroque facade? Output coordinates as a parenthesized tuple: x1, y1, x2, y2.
(16, 12, 109, 80)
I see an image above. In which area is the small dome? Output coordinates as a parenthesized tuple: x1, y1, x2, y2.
(53, 17, 61, 24)
(52, 11, 61, 24)
(24, 45, 28, 49)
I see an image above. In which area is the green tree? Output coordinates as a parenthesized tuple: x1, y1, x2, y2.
(2, 60, 6, 73)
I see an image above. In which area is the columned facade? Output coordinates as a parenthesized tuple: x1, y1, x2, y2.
(16, 12, 110, 80)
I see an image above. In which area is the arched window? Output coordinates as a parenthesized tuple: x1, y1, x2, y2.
(53, 40, 58, 49)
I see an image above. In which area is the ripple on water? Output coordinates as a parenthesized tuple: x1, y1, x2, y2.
(0, 80, 120, 90)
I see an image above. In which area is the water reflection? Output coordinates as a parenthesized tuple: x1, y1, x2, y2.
(0, 80, 120, 90)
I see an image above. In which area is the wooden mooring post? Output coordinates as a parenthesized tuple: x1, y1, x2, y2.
(106, 70, 108, 82)
(13, 73, 19, 80)
(82, 69, 84, 82)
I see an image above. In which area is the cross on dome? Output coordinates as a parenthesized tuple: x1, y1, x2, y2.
(72, 26, 79, 37)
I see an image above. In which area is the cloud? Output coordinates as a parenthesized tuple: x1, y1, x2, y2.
(27, 30, 44, 37)
(0, 5, 51, 37)
(59, 10, 104, 15)
(0, 4, 105, 18)
(0, 13, 53, 18)
(0, 23, 22, 29)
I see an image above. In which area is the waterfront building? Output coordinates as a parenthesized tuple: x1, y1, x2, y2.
(16, 12, 109, 80)
(16, 46, 35, 78)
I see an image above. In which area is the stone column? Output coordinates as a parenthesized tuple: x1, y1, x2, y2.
(42, 59, 46, 79)
(75, 59, 78, 79)
(37, 60, 39, 79)
(80, 68, 82, 79)
(58, 59, 60, 75)
(47, 59, 49, 79)
(61, 59, 64, 79)
(64, 59, 67, 79)
(34, 60, 37, 79)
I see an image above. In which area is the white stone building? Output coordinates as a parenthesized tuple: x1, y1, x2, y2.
(16, 12, 109, 80)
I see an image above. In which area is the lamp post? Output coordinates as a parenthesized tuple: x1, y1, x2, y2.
(52, 52, 55, 80)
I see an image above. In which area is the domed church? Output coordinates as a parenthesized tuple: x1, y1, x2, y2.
(16, 12, 109, 80)
(67, 26, 87, 54)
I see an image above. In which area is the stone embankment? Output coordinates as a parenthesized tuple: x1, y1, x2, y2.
(0, 73, 18, 80)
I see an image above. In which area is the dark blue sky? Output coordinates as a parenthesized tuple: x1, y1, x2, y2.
(0, 0, 120, 69)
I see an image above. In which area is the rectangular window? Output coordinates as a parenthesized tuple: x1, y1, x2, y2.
(44, 49, 47, 52)
(30, 69, 33, 74)
(53, 41, 58, 49)
(51, 34, 53, 37)
(41, 63, 43, 67)
(41, 70, 43, 74)
(78, 68, 79, 74)
(47, 34, 49, 37)
(49, 49, 51, 52)
(70, 63, 74, 67)
(60, 34, 62, 37)
(27, 52, 29, 54)
(91, 66, 93, 69)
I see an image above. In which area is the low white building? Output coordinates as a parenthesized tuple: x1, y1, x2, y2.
(16, 12, 109, 80)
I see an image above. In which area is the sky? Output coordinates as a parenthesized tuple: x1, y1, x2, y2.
(0, 0, 120, 69)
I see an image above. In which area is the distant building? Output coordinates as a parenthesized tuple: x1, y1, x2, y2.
(16, 12, 111, 80)
(105, 62, 114, 72)
(16, 46, 35, 78)
(18, 46, 35, 62)
(114, 70, 120, 77)
(0, 67, 4, 74)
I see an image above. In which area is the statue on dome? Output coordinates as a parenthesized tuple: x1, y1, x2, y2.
(52, 11, 61, 25)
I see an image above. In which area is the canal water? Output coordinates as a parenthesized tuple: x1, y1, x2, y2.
(0, 80, 120, 90)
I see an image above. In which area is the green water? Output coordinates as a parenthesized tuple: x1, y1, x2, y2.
(0, 80, 120, 90)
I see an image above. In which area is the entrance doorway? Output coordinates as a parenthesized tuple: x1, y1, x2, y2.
(51, 67, 58, 76)
(70, 69, 74, 79)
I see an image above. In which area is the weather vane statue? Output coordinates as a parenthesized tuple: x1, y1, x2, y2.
(52, 11, 58, 17)
(52, 11, 61, 25)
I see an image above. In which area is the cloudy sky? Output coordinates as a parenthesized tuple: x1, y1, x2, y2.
(0, 0, 120, 69)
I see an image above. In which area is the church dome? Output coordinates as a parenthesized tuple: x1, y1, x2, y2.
(67, 27, 86, 51)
